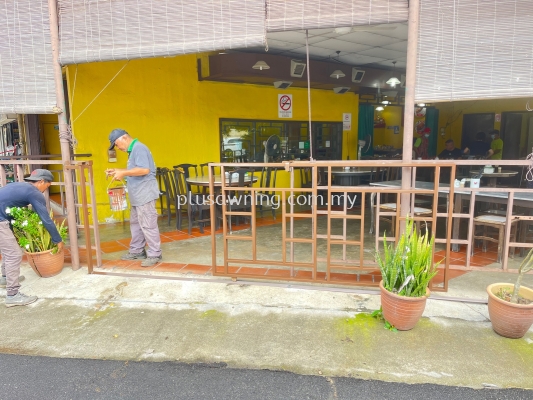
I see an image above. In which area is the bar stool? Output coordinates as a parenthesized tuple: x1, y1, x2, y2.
(472, 215, 519, 262)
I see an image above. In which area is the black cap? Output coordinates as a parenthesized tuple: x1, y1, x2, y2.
(108, 128, 128, 150)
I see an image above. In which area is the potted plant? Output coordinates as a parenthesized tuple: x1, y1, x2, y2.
(8, 206, 67, 278)
(375, 217, 440, 331)
(487, 249, 533, 339)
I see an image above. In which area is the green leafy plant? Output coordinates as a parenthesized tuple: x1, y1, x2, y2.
(370, 307, 398, 332)
(6, 206, 67, 254)
(376, 217, 440, 297)
(495, 249, 533, 304)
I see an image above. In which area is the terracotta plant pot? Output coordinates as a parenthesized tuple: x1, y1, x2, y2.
(24, 248, 65, 278)
(379, 280, 430, 331)
(487, 283, 533, 339)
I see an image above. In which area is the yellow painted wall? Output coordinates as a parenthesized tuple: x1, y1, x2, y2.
(434, 98, 532, 154)
(65, 54, 359, 223)
(373, 106, 404, 148)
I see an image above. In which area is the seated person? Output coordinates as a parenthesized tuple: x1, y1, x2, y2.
(463, 132, 491, 158)
(437, 139, 463, 159)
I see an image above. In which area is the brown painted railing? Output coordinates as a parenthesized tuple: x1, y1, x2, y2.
(205, 159, 533, 292)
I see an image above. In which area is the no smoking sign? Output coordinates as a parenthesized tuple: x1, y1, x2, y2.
(278, 94, 293, 118)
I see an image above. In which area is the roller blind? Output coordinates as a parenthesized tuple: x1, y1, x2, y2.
(266, 0, 408, 32)
(58, 0, 266, 64)
(0, 0, 56, 114)
(417, 0, 533, 102)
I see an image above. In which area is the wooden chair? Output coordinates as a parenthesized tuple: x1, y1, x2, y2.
(199, 162, 219, 177)
(472, 215, 520, 262)
(173, 163, 201, 195)
(370, 193, 432, 236)
(156, 167, 177, 226)
(256, 166, 280, 219)
(172, 167, 210, 234)
(221, 149, 234, 163)
(225, 168, 255, 232)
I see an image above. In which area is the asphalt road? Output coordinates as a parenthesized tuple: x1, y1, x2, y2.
(0, 354, 530, 400)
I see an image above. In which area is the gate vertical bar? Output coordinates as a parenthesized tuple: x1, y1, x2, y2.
(48, 0, 80, 269)
(87, 162, 102, 267)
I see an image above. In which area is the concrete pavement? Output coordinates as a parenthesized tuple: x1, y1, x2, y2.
(0, 264, 532, 390)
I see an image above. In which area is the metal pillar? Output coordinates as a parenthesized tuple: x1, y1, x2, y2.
(47, 0, 80, 269)
(400, 0, 421, 219)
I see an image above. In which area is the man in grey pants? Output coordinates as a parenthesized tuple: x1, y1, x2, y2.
(106, 129, 162, 267)
(0, 169, 64, 307)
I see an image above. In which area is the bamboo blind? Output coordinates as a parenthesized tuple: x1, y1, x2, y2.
(0, 0, 56, 114)
(417, 0, 533, 102)
(58, 0, 266, 64)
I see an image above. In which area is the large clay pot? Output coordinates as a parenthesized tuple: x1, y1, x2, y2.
(24, 248, 65, 278)
(379, 280, 429, 331)
(487, 283, 533, 339)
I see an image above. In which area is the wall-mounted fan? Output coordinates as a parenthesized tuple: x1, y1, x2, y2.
(263, 135, 281, 163)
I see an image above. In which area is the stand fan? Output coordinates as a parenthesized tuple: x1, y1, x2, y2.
(263, 135, 281, 163)
(358, 134, 372, 159)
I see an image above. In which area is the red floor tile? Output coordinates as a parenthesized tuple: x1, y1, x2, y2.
(214, 266, 240, 274)
(151, 262, 188, 273)
(265, 269, 294, 278)
(236, 267, 268, 276)
(178, 264, 213, 274)
(117, 238, 131, 247)
(159, 236, 175, 244)
(98, 259, 137, 269)
(100, 242, 129, 254)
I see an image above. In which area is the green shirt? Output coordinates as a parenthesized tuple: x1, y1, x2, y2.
(490, 138, 503, 160)
(127, 138, 138, 157)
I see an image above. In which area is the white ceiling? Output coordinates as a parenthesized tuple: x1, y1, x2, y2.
(242, 22, 408, 71)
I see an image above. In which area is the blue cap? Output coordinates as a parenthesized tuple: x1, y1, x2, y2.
(108, 129, 128, 150)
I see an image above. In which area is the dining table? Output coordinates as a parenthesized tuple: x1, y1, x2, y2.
(370, 180, 533, 252)
(186, 174, 258, 230)
(330, 167, 373, 187)
(469, 169, 518, 187)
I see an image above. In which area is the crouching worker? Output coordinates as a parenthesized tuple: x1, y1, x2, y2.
(0, 169, 64, 307)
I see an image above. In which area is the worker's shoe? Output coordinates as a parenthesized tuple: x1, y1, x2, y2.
(0, 275, 25, 288)
(120, 250, 147, 261)
(141, 256, 162, 267)
(5, 292, 38, 307)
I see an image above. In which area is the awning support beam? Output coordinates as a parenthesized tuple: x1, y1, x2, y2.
(48, 0, 80, 269)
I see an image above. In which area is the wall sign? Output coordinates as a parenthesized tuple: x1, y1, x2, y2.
(343, 113, 352, 130)
(278, 94, 292, 118)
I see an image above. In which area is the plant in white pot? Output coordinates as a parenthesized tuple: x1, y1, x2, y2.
(375, 217, 440, 331)
(487, 249, 533, 339)
(9, 206, 67, 278)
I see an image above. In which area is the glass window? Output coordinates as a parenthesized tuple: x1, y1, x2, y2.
(219, 119, 342, 162)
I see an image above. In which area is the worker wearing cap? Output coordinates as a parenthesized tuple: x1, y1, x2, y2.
(105, 129, 162, 267)
(0, 169, 64, 307)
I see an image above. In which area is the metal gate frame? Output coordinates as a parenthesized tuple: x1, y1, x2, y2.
(210, 160, 459, 292)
